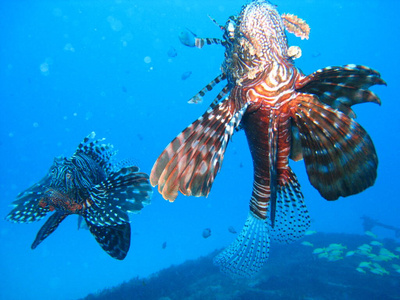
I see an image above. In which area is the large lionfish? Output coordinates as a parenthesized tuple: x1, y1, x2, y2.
(151, 0, 385, 277)
(6, 132, 152, 260)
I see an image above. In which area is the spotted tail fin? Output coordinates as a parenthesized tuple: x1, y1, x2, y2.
(31, 211, 68, 249)
(290, 94, 378, 200)
(86, 221, 131, 260)
(268, 168, 310, 243)
(85, 166, 152, 226)
(296, 65, 386, 118)
(213, 213, 270, 277)
(150, 98, 248, 201)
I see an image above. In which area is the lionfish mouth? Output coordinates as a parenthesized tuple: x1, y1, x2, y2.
(44, 187, 72, 204)
(239, 0, 287, 59)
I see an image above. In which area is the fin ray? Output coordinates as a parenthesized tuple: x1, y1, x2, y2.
(295, 65, 385, 117)
(87, 221, 131, 260)
(290, 95, 378, 200)
(268, 168, 310, 243)
(86, 166, 152, 226)
(6, 173, 52, 223)
(214, 213, 270, 277)
(151, 98, 247, 201)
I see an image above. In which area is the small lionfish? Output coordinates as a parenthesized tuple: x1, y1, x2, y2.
(150, 0, 385, 277)
(6, 132, 152, 260)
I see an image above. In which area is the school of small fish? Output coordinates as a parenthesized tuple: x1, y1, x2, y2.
(304, 230, 400, 276)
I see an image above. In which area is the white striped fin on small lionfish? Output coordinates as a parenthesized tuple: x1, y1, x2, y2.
(151, 0, 386, 277)
(6, 132, 152, 260)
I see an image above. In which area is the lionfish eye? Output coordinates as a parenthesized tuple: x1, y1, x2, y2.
(227, 20, 235, 38)
(66, 170, 73, 180)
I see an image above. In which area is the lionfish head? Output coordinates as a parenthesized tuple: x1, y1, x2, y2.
(222, 1, 288, 85)
(239, 0, 288, 61)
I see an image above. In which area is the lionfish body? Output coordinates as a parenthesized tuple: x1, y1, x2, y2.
(151, 0, 385, 276)
(6, 133, 152, 260)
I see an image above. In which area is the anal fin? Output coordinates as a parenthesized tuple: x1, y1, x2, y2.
(268, 168, 310, 243)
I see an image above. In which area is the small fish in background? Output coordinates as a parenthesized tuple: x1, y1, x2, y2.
(122, 86, 127, 93)
(369, 262, 390, 275)
(313, 248, 325, 254)
(357, 244, 373, 254)
(356, 267, 366, 274)
(162, 241, 167, 249)
(370, 241, 383, 247)
(392, 264, 400, 273)
(365, 231, 378, 239)
(301, 241, 313, 247)
(228, 226, 237, 234)
(358, 261, 372, 269)
(379, 248, 399, 260)
(304, 230, 317, 236)
(181, 71, 192, 80)
(6, 132, 153, 260)
(167, 46, 178, 58)
(202, 228, 211, 238)
(187, 95, 202, 104)
(178, 29, 197, 47)
(326, 243, 347, 251)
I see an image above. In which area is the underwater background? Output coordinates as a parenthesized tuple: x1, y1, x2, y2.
(0, 0, 399, 299)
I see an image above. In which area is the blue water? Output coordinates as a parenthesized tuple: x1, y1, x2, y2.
(0, 1, 398, 299)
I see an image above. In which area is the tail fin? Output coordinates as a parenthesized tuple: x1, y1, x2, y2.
(85, 166, 152, 226)
(295, 64, 385, 118)
(290, 94, 378, 200)
(150, 98, 248, 201)
(213, 213, 270, 277)
(31, 212, 68, 249)
(268, 168, 310, 243)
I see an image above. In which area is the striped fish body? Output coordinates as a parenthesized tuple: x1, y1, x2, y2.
(6, 132, 152, 260)
(151, 0, 385, 276)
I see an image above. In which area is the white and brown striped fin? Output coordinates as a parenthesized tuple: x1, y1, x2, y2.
(187, 73, 227, 105)
(31, 211, 68, 249)
(295, 65, 386, 118)
(209, 85, 230, 109)
(150, 98, 248, 201)
(290, 94, 378, 200)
